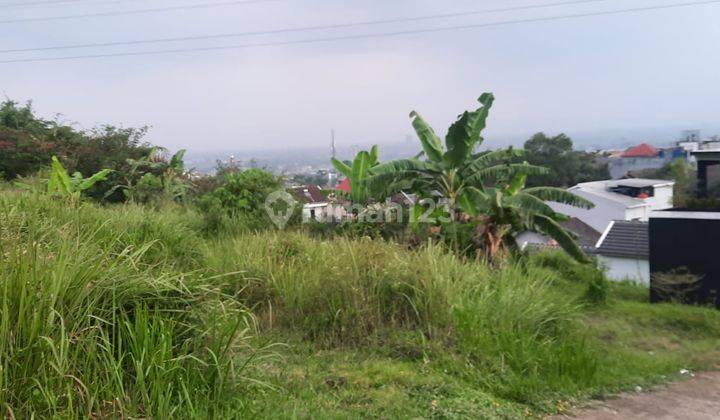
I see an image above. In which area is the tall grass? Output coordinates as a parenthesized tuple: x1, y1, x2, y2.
(452, 266, 598, 403)
(0, 193, 258, 418)
(204, 233, 475, 343)
(5, 190, 707, 416)
(203, 232, 602, 403)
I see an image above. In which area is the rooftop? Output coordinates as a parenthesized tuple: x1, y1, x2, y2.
(596, 221, 648, 259)
(289, 185, 326, 203)
(563, 217, 601, 249)
(622, 143, 660, 158)
(336, 178, 351, 193)
(570, 178, 674, 207)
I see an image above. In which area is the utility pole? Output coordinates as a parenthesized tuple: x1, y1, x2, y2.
(329, 129, 338, 187)
(331, 129, 336, 159)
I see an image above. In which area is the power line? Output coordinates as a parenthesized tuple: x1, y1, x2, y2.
(2, 0, 718, 64)
(0, 0, 94, 8)
(0, 0, 610, 53)
(0, 0, 278, 23)
(0, 0, 147, 9)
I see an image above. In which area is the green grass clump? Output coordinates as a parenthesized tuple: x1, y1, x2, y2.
(2, 191, 720, 418)
(204, 233, 472, 344)
(452, 267, 598, 404)
(0, 193, 259, 418)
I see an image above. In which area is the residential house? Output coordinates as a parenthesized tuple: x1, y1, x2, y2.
(336, 178, 351, 195)
(692, 149, 720, 197)
(608, 143, 666, 178)
(608, 141, 702, 178)
(518, 217, 600, 252)
(289, 185, 335, 221)
(549, 178, 674, 233)
(595, 221, 649, 284)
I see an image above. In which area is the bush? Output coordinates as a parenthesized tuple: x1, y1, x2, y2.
(584, 270, 610, 306)
(197, 169, 285, 232)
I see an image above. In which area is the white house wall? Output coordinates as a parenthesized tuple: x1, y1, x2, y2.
(597, 255, 650, 285)
(647, 185, 674, 210)
(624, 206, 648, 222)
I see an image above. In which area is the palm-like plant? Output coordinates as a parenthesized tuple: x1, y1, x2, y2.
(331, 145, 379, 204)
(120, 148, 191, 202)
(47, 156, 112, 199)
(365, 93, 594, 261)
(367, 94, 540, 217)
(462, 169, 594, 262)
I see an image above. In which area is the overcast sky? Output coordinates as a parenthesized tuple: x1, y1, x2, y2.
(2, 0, 720, 152)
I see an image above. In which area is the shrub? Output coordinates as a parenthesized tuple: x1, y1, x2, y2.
(584, 270, 610, 306)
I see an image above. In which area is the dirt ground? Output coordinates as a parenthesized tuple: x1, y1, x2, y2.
(551, 372, 720, 419)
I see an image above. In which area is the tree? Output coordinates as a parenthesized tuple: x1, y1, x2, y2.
(367, 93, 544, 220)
(120, 148, 192, 203)
(200, 169, 282, 218)
(331, 145, 379, 204)
(460, 168, 594, 262)
(522, 132, 608, 187)
(0, 100, 154, 202)
(365, 94, 594, 262)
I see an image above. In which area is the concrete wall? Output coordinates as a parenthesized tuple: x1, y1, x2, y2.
(609, 157, 668, 179)
(647, 185, 674, 210)
(597, 255, 650, 284)
(624, 205, 649, 222)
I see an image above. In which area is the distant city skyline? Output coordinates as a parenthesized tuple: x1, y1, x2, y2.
(3, 0, 719, 152)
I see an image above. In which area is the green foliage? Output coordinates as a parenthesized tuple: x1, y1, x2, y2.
(331, 145, 379, 204)
(197, 168, 284, 232)
(363, 95, 592, 262)
(0, 100, 153, 201)
(121, 148, 193, 204)
(201, 168, 281, 216)
(452, 267, 599, 403)
(0, 193, 260, 418)
(46, 156, 112, 199)
(2, 192, 720, 417)
(522, 132, 609, 187)
(584, 270, 610, 305)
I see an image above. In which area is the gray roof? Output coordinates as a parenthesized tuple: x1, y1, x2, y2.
(596, 221, 648, 259)
(563, 217, 601, 249)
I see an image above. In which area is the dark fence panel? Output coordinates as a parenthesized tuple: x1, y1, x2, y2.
(649, 216, 720, 307)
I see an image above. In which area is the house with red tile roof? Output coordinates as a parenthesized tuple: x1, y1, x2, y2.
(336, 178, 351, 194)
(609, 143, 673, 178)
(621, 143, 659, 158)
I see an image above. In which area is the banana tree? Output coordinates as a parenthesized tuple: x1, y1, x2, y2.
(331, 145, 379, 204)
(47, 156, 112, 199)
(367, 93, 546, 220)
(364, 93, 594, 261)
(119, 148, 191, 202)
(461, 168, 594, 262)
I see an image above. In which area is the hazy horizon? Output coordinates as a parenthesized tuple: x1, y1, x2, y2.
(3, 0, 719, 153)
